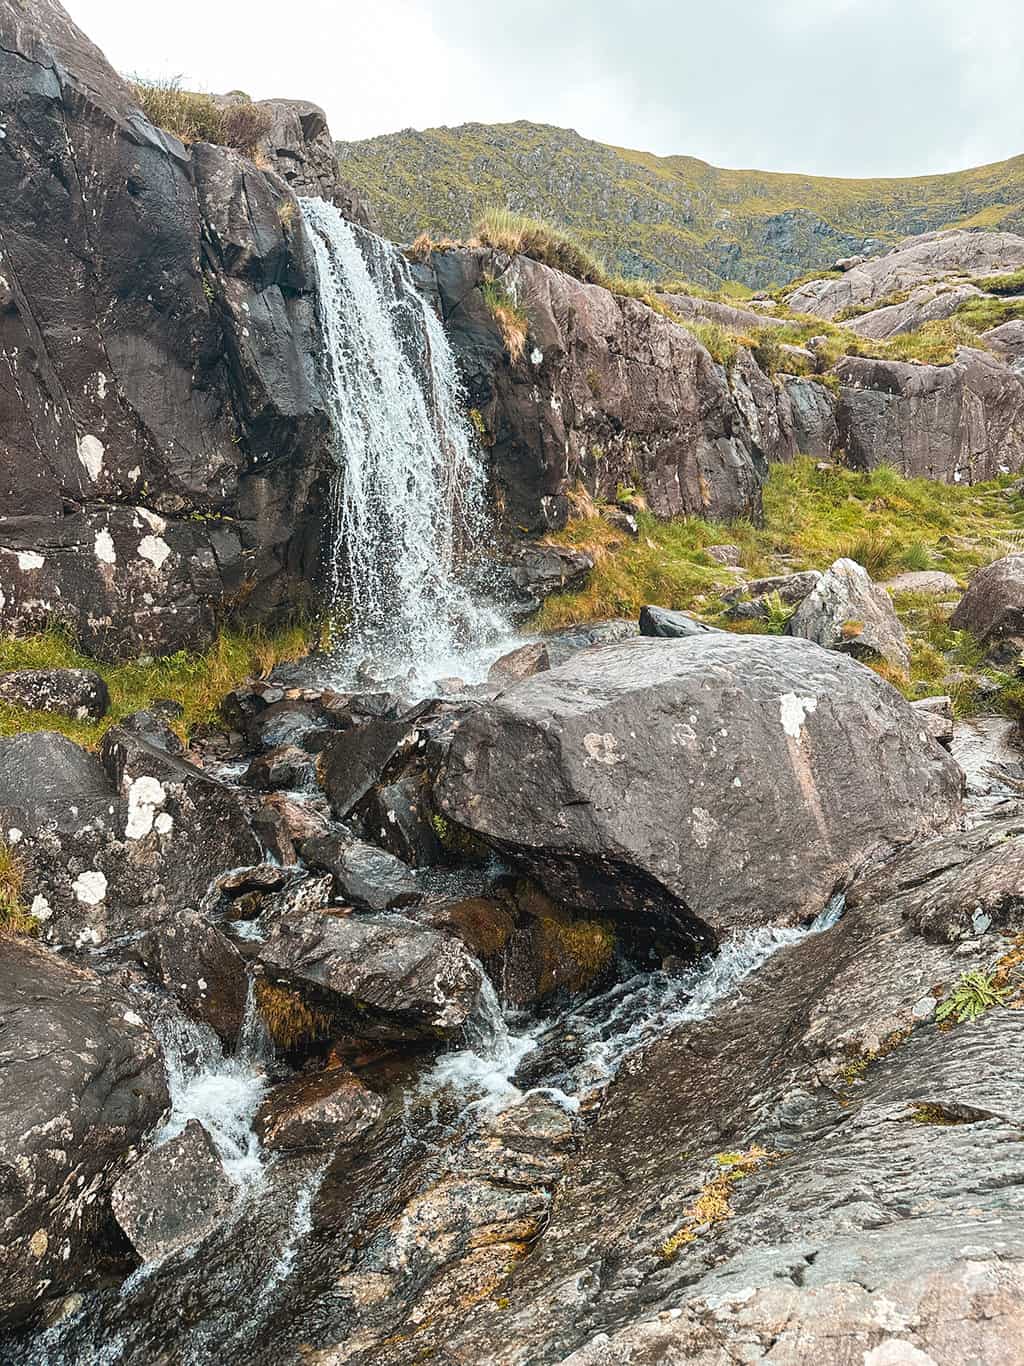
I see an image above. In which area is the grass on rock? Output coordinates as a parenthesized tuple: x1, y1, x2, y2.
(0, 840, 34, 936)
(0, 623, 311, 750)
(129, 78, 271, 158)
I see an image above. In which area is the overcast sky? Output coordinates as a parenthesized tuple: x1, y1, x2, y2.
(66, 0, 1024, 177)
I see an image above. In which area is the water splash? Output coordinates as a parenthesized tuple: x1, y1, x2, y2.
(420, 974, 537, 1117)
(300, 197, 510, 690)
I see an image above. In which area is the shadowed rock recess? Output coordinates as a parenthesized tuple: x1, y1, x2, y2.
(3, 2, 1024, 1365)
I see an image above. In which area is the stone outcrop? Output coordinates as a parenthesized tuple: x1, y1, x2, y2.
(984, 319, 1024, 364)
(0, 0, 335, 658)
(950, 554, 1024, 660)
(0, 937, 168, 1326)
(786, 229, 1024, 319)
(416, 248, 770, 535)
(844, 281, 983, 339)
(835, 348, 1024, 482)
(253, 98, 373, 226)
(786, 557, 911, 675)
(780, 376, 839, 458)
(0, 668, 108, 719)
(435, 634, 962, 937)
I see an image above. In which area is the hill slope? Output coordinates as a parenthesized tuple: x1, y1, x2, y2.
(336, 121, 1024, 289)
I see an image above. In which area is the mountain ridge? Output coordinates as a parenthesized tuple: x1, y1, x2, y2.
(335, 120, 1024, 288)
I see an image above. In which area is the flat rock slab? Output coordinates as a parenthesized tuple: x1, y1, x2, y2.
(881, 570, 959, 596)
(435, 634, 962, 935)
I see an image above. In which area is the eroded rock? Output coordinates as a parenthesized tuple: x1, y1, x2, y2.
(786, 557, 911, 674)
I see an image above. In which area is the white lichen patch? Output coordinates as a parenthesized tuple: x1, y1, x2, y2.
(137, 508, 167, 534)
(154, 811, 174, 836)
(779, 693, 818, 739)
(77, 434, 105, 481)
(123, 1011, 144, 1028)
(138, 535, 171, 570)
(72, 870, 107, 906)
(17, 551, 44, 571)
(94, 529, 116, 565)
(583, 732, 622, 766)
(125, 775, 167, 840)
(530, 347, 543, 365)
(691, 806, 717, 849)
(29, 894, 52, 922)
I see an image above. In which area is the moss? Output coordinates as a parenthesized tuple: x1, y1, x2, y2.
(429, 811, 492, 863)
(660, 1146, 775, 1259)
(910, 1104, 972, 1126)
(256, 980, 333, 1051)
(536, 915, 616, 995)
(0, 622, 311, 750)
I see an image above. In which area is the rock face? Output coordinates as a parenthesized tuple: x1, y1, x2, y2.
(786, 228, 1024, 319)
(0, 0, 335, 657)
(255, 1067, 382, 1152)
(781, 377, 839, 459)
(835, 348, 1024, 482)
(257, 910, 485, 1040)
(950, 554, 1024, 659)
(844, 281, 983, 339)
(0, 937, 168, 1326)
(418, 248, 769, 534)
(0, 668, 109, 719)
(786, 557, 911, 675)
(253, 98, 373, 226)
(111, 1121, 233, 1262)
(984, 319, 1024, 364)
(638, 605, 724, 638)
(435, 635, 962, 936)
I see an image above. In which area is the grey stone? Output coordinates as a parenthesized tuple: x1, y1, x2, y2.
(845, 282, 983, 339)
(0, 669, 109, 720)
(881, 570, 960, 595)
(638, 605, 724, 638)
(488, 641, 551, 683)
(950, 554, 1024, 656)
(786, 557, 911, 674)
(782, 377, 839, 459)
(705, 544, 742, 566)
(983, 319, 1024, 363)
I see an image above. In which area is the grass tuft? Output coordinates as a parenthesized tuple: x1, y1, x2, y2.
(0, 841, 34, 936)
(129, 78, 271, 157)
(472, 208, 609, 285)
(481, 278, 529, 361)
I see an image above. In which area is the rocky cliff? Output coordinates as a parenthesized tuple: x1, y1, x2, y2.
(336, 120, 1024, 288)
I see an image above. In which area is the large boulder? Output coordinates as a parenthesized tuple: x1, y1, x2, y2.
(418, 248, 768, 534)
(110, 1120, 233, 1263)
(786, 228, 1024, 319)
(844, 281, 983, 339)
(257, 910, 485, 1041)
(0, 0, 332, 657)
(0, 938, 168, 1327)
(639, 605, 724, 639)
(786, 557, 911, 675)
(254, 1066, 382, 1152)
(983, 319, 1024, 364)
(835, 348, 1024, 483)
(0, 668, 108, 719)
(780, 377, 839, 459)
(950, 554, 1024, 660)
(434, 634, 962, 936)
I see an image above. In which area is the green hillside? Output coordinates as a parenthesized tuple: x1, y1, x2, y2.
(335, 121, 1024, 289)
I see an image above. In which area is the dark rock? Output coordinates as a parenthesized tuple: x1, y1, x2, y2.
(424, 248, 767, 535)
(638, 605, 724, 638)
(252, 794, 330, 865)
(318, 713, 422, 821)
(356, 775, 444, 868)
(257, 909, 484, 1040)
(786, 557, 910, 674)
(253, 98, 373, 226)
(435, 634, 962, 935)
(723, 570, 821, 613)
(950, 554, 1024, 659)
(0, 938, 168, 1326)
(243, 744, 319, 792)
(301, 834, 424, 911)
(218, 864, 293, 898)
(254, 1066, 382, 1152)
(781, 376, 839, 459)
(500, 544, 595, 619)
(0, 731, 112, 837)
(135, 913, 249, 1045)
(488, 641, 551, 682)
(542, 619, 638, 667)
(600, 506, 639, 537)
(836, 348, 1024, 483)
(110, 1121, 233, 1263)
(0, 668, 109, 720)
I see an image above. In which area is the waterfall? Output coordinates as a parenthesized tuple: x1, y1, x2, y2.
(300, 197, 509, 689)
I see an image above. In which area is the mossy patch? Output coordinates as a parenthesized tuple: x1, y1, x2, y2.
(256, 980, 334, 1051)
(660, 1146, 776, 1259)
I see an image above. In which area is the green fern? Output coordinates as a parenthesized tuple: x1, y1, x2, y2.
(936, 970, 1009, 1025)
(762, 590, 795, 634)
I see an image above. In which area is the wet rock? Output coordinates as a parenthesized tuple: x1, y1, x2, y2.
(318, 714, 422, 821)
(356, 775, 444, 868)
(723, 570, 821, 621)
(257, 909, 484, 1040)
(488, 641, 551, 683)
(881, 569, 960, 596)
(252, 793, 331, 865)
(500, 544, 595, 618)
(542, 619, 638, 667)
(950, 554, 1024, 660)
(111, 1121, 233, 1263)
(0, 731, 112, 837)
(781, 376, 838, 458)
(836, 348, 1024, 483)
(786, 557, 910, 674)
(243, 744, 319, 791)
(435, 634, 962, 935)
(638, 605, 723, 638)
(0, 668, 109, 720)
(911, 695, 955, 748)
(135, 913, 249, 1045)
(0, 938, 168, 1326)
(255, 1066, 382, 1152)
(302, 834, 424, 911)
(218, 864, 293, 898)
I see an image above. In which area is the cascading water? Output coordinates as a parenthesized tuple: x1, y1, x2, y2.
(300, 198, 510, 689)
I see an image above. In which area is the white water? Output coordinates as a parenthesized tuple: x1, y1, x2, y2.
(426, 896, 846, 1117)
(301, 197, 511, 691)
(151, 981, 270, 1189)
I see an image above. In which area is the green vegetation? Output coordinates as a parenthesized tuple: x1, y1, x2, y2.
(0, 841, 34, 937)
(473, 207, 608, 285)
(480, 277, 529, 361)
(936, 970, 1010, 1025)
(0, 623, 311, 750)
(335, 119, 1024, 290)
(535, 458, 1024, 709)
(972, 267, 1024, 296)
(660, 1146, 775, 1259)
(129, 78, 270, 158)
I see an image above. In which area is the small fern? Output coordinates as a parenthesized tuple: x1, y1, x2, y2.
(936, 970, 1009, 1025)
(762, 590, 795, 634)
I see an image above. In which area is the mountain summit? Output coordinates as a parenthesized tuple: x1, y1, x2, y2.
(336, 120, 1024, 288)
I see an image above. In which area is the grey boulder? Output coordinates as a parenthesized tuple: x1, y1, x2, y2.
(434, 634, 962, 936)
(639, 605, 724, 638)
(0, 668, 109, 720)
(950, 554, 1024, 659)
(255, 1066, 382, 1152)
(786, 557, 910, 675)
(301, 834, 424, 911)
(111, 1120, 233, 1263)
(881, 570, 959, 596)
